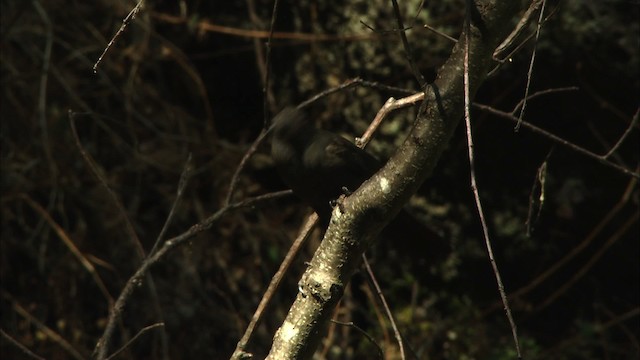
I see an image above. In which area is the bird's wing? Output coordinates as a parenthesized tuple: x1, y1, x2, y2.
(325, 135, 381, 174)
(305, 131, 381, 188)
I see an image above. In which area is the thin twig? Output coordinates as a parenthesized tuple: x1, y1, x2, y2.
(474, 103, 640, 179)
(246, 0, 276, 113)
(262, 0, 280, 123)
(32, 0, 60, 252)
(535, 212, 638, 311)
(511, 86, 579, 114)
(490, 0, 559, 78)
(69, 111, 171, 360)
(18, 195, 114, 304)
(423, 23, 457, 43)
(494, 0, 544, 60)
(149, 154, 193, 256)
(360, 19, 411, 36)
(3, 292, 86, 360)
(0, 328, 46, 360)
(224, 129, 271, 205)
(226, 0, 280, 205)
(586, 121, 628, 166)
(352, 79, 415, 95)
(390, 0, 425, 87)
(487, 31, 536, 78)
(94, 0, 144, 72)
(515, 0, 546, 131)
(604, 107, 639, 159)
(106, 323, 165, 360)
(362, 256, 406, 359)
(297, 78, 363, 109)
(356, 92, 424, 147)
(330, 320, 384, 359)
(463, 7, 521, 358)
(153, 11, 380, 42)
(69, 111, 146, 258)
(32, 0, 56, 179)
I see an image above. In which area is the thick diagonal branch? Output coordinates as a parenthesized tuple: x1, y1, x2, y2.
(266, 1, 523, 358)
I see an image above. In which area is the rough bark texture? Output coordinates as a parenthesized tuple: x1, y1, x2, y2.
(266, 1, 524, 358)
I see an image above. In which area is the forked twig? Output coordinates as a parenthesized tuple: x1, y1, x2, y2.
(355, 92, 424, 147)
(93, 190, 291, 360)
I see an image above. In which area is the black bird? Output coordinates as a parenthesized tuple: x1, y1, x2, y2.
(270, 105, 448, 268)
(270, 106, 381, 222)
(270, 106, 451, 332)
(270, 105, 449, 274)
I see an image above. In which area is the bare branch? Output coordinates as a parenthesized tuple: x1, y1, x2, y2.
(93, 190, 292, 360)
(0, 328, 46, 360)
(462, 5, 521, 357)
(474, 103, 640, 179)
(94, 0, 144, 72)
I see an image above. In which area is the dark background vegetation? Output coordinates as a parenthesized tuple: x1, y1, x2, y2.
(1, 0, 638, 359)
